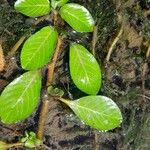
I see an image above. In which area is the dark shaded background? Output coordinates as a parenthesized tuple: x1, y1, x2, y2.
(0, 0, 150, 149)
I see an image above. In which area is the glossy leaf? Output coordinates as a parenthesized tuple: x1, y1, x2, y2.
(0, 71, 41, 124)
(15, 0, 51, 17)
(60, 96, 122, 131)
(70, 44, 101, 95)
(51, 0, 68, 9)
(21, 26, 58, 70)
(59, 3, 94, 32)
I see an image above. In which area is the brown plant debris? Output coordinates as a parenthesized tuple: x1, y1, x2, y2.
(8, 35, 26, 57)
(141, 45, 150, 108)
(106, 25, 123, 62)
(0, 43, 5, 72)
(91, 26, 98, 56)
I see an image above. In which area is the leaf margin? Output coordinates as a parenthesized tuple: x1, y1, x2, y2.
(59, 3, 95, 32)
(0, 70, 42, 124)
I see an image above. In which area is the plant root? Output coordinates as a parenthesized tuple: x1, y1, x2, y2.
(106, 25, 123, 62)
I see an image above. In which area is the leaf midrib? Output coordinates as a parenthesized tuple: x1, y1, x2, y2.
(62, 8, 90, 29)
(74, 46, 90, 83)
(70, 101, 119, 120)
(23, 31, 51, 68)
(17, 4, 49, 8)
(12, 73, 38, 108)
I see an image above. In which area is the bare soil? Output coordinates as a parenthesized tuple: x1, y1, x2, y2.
(0, 0, 150, 150)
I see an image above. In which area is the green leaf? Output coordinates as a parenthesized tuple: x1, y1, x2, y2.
(0, 71, 41, 124)
(47, 86, 64, 97)
(21, 131, 42, 148)
(70, 44, 101, 95)
(60, 96, 122, 131)
(15, 0, 51, 17)
(21, 26, 58, 70)
(59, 3, 94, 32)
(0, 141, 7, 150)
(51, 0, 69, 9)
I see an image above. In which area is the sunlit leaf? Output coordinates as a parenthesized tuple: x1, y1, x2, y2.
(15, 0, 51, 17)
(70, 43, 101, 95)
(59, 3, 94, 32)
(60, 96, 122, 131)
(0, 71, 41, 124)
(21, 26, 58, 70)
(51, 0, 68, 9)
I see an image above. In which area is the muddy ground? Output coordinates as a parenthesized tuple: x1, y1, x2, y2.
(0, 0, 150, 149)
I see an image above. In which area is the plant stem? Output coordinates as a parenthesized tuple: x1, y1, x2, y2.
(37, 36, 64, 141)
(53, 10, 58, 26)
(37, 99, 49, 140)
(3, 142, 24, 149)
(56, 97, 69, 105)
(0, 43, 5, 72)
(91, 26, 98, 56)
(47, 36, 63, 86)
(94, 132, 100, 150)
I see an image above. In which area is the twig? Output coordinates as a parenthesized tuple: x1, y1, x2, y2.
(142, 63, 147, 94)
(106, 25, 123, 62)
(138, 94, 150, 100)
(2, 142, 24, 149)
(146, 45, 150, 58)
(91, 26, 98, 56)
(37, 100, 50, 140)
(0, 43, 5, 71)
(8, 35, 26, 56)
(4, 29, 14, 36)
(34, 14, 51, 25)
(47, 37, 63, 86)
(141, 45, 150, 108)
